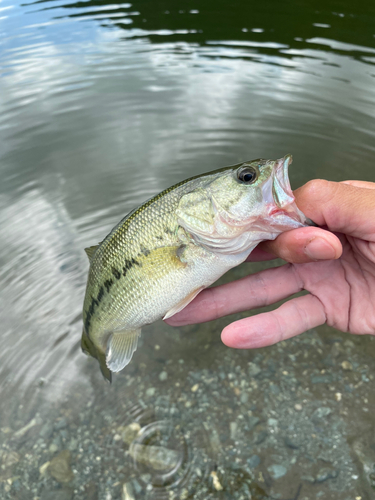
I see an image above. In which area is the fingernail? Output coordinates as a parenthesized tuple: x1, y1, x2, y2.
(305, 238, 336, 261)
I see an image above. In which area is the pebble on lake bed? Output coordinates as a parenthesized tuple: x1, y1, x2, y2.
(48, 450, 74, 483)
(145, 387, 156, 397)
(247, 454, 261, 468)
(39, 461, 51, 475)
(268, 464, 287, 479)
(120, 422, 141, 445)
(341, 360, 353, 371)
(129, 443, 181, 471)
(315, 467, 339, 483)
(122, 482, 135, 500)
(248, 362, 261, 377)
(1, 450, 20, 468)
(210, 470, 223, 491)
(311, 407, 332, 422)
(13, 417, 38, 439)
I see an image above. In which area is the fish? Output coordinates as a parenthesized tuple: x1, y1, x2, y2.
(81, 154, 313, 381)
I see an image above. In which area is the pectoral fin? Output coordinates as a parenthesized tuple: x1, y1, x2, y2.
(163, 286, 205, 320)
(106, 329, 141, 373)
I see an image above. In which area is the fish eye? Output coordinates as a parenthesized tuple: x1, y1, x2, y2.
(237, 166, 258, 184)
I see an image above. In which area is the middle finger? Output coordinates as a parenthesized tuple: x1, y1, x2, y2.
(165, 264, 304, 326)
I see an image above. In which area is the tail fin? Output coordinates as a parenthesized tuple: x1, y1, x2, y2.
(81, 328, 112, 383)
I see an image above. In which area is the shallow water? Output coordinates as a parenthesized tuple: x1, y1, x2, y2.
(1, 0, 375, 499)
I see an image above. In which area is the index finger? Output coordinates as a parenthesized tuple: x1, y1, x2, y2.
(165, 263, 302, 326)
(294, 180, 375, 240)
(341, 180, 375, 189)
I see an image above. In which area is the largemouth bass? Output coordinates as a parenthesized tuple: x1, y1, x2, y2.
(82, 155, 312, 380)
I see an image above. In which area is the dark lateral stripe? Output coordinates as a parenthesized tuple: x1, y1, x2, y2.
(84, 281, 110, 334)
(123, 257, 140, 276)
(112, 267, 121, 279)
(84, 294, 99, 335)
(97, 286, 104, 303)
(104, 279, 113, 293)
(84, 257, 142, 334)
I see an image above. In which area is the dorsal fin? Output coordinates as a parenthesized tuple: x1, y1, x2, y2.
(84, 245, 99, 262)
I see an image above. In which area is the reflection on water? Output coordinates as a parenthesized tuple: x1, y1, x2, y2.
(1, 0, 375, 498)
(0, 185, 84, 390)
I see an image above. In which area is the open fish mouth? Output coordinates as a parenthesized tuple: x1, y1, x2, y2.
(272, 154, 295, 210)
(262, 155, 311, 227)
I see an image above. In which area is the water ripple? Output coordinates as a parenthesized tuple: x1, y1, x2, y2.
(0, 2, 375, 497)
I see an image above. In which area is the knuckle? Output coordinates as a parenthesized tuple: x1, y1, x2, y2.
(299, 179, 331, 200)
(208, 287, 221, 318)
(253, 273, 269, 306)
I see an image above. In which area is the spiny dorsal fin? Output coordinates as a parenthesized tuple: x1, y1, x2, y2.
(84, 245, 99, 262)
(106, 329, 141, 373)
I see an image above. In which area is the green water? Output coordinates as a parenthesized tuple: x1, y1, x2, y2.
(1, 0, 375, 499)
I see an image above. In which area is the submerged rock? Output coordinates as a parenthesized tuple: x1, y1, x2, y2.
(129, 443, 181, 471)
(316, 467, 339, 483)
(284, 436, 300, 449)
(39, 421, 54, 439)
(1, 450, 20, 468)
(247, 416, 260, 431)
(210, 470, 223, 491)
(246, 455, 261, 469)
(120, 422, 141, 445)
(268, 464, 287, 479)
(13, 417, 39, 439)
(122, 482, 135, 500)
(248, 362, 261, 377)
(311, 407, 332, 423)
(84, 481, 99, 500)
(48, 450, 74, 483)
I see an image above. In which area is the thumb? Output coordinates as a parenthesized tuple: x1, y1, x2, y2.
(294, 180, 375, 240)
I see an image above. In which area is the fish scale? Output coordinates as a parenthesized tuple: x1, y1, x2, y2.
(82, 155, 311, 380)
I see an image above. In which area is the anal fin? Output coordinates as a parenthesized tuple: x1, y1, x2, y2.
(163, 287, 205, 320)
(106, 329, 141, 373)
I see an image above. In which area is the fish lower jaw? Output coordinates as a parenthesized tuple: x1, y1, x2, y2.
(268, 206, 299, 220)
(268, 206, 287, 217)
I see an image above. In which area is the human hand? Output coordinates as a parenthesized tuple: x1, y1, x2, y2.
(165, 180, 375, 348)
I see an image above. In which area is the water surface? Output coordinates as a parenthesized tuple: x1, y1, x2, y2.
(1, 1, 375, 499)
